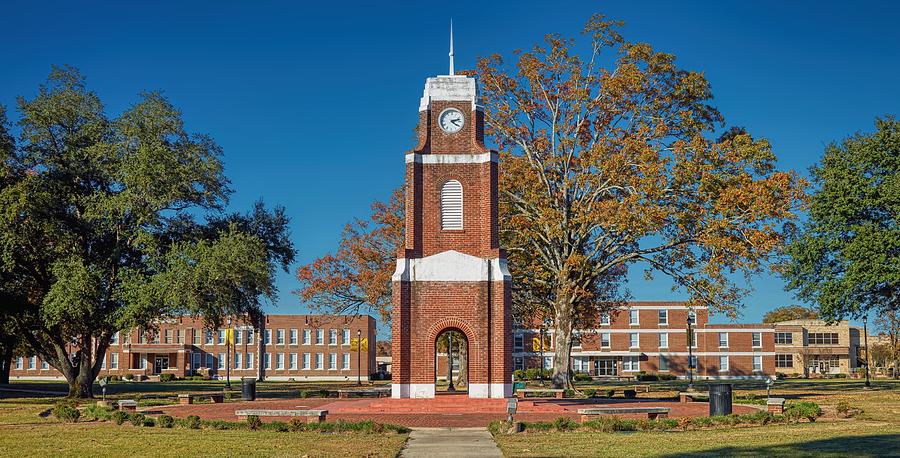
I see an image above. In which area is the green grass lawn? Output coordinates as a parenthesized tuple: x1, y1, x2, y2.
(493, 378, 900, 457)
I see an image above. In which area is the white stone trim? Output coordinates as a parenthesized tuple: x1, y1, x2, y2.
(263, 375, 370, 382)
(405, 152, 498, 164)
(562, 351, 775, 357)
(419, 75, 481, 112)
(518, 328, 771, 335)
(392, 383, 435, 399)
(393, 251, 511, 282)
(623, 305, 708, 310)
(695, 328, 774, 333)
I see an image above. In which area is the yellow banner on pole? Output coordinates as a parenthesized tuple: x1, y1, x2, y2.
(532, 337, 551, 351)
(225, 328, 235, 347)
(350, 337, 368, 352)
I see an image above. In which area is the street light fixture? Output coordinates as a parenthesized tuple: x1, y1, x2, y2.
(225, 318, 232, 390)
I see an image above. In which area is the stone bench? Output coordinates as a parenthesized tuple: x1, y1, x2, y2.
(337, 388, 390, 399)
(118, 400, 138, 412)
(179, 393, 225, 405)
(766, 398, 785, 414)
(578, 407, 671, 421)
(516, 388, 565, 399)
(235, 409, 328, 423)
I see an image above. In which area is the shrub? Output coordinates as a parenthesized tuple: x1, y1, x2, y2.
(83, 404, 115, 421)
(636, 374, 658, 382)
(204, 419, 235, 430)
(129, 413, 146, 427)
(690, 416, 714, 428)
(605, 389, 615, 398)
(573, 373, 592, 382)
(836, 400, 861, 418)
(246, 415, 262, 430)
(775, 372, 787, 380)
(831, 373, 848, 379)
(785, 402, 822, 422)
(106, 375, 120, 382)
(269, 421, 289, 432)
(513, 370, 526, 381)
(53, 401, 81, 423)
(186, 415, 202, 429)
(123, 374, 134, 381)
(552, 417, 577, 431)
(523, 368, 551, 381)
(582, 389, 597, 398)
(563, 389, 576, 398)
(159, 374, 176, 382)
(288, 418, 306, 432)
(658, 373, 677, 381)
(623, 389, 637, 399)
(143, 417, 156, 427)
(158, 415, 175, 428)
(113, 410, 128, 425)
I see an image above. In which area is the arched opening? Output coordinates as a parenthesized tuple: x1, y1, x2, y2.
(440, 180, 463, 230)
(434, 328, 469, 394)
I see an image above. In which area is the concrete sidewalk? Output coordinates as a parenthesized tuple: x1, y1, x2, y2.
(400, 427, 502, 458)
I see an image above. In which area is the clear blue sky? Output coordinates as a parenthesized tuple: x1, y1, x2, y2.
(3, 1, 899, 330)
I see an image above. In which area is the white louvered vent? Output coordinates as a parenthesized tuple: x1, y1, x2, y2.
(440, 180, 463, 230)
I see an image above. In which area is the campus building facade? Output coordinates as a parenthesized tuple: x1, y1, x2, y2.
(513, 302, 777, 379)
(771, 319, 861, 377)
(10, 314, 377, 382)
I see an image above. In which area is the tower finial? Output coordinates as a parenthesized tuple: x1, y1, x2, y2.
(449, 19, 455, 76)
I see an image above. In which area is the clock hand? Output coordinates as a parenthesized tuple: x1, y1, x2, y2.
(451, 119, 460, 126)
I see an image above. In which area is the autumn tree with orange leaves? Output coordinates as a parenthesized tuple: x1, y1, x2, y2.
(477, 15, 806, 387)
(295, 188, 403, 323)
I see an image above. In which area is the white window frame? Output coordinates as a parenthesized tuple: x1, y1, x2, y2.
(110, 331, 119, 345)
(601, 333, 610, 348)
(658, 309, 668, 325)
(218, 330, 226, 345)
(234, 329, 242, 345)
(718, 332, 729, 348)
(343, 329, 350, 345)
(315, 353, 324, 370)
(276, 329, 285, 345)
(329, 329, 337, 346)
(719, 355, 729, 372)
(276, 353, 285, 370)
(264, 353, 272, 370)
(205, 330, 214, 345)
(303, 329, 311, 345)
(513, 334, 524, 351)
(206, 353, 214, 369)
(234, 352, 242, 369)
(248, 329, 255, 345)
(302, 353, 311, 370)
(111, 353, 119, 370)
(342, 353, 350, 370)
(217, 353, 226, 370)
(622, 356, 640, 372)
(316, 329, 324, 345)
(289, 353, 298, 370)
(658, 332, 669, 349)
(753, 355, 762, 372)
(329, 353, 337, 370)
(29, 356, 36, 370)
(629, 333, 639, 348)
(191, 353, 200, 370)
(290, 329, 298, 345)
(659, 355, 669, 371)
(687, 311, 697, 325)
(246, 353, 254, 369)
(752, 332, 762, 348)
(16, 357, 23, 370)
(629, 309, 639, 325)
(264, 329, 272, 345)
(600, 314, 610, 326)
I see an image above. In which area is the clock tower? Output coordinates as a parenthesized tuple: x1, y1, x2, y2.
(390, 38, 513, 399)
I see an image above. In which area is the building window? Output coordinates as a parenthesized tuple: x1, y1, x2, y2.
(111, 353, 119, 369)
(218, 330, 226, 345)
(152, 331, 160, 344)
(629, 333, 639, 348)
(290, 329, 298, 345)
(572, 331, 582, 349)
(600, 314, 610, 326)
(543, 356, 553, 370)
(192, 330, 201, 345)
(216, 353, 225, 370)
(16, 357, 23, 370)
(246, 353, 254, 369)
(440, 180, 463, 230)
(264, 353, 271, 370)
(775, 332, 792, 345)
(752, 332, 761, 348)
(601, 333, 610, 348)
(753, 355, 762, 372)
(718, 332, 729, 348)
(659, 355, 669, 371)
(689, 355, 697, 369)
(234, 329, 242, 345)
(658, 309, 668, 325)
(276, 329, 285, 345)
(234, 353, 242, 369)
(719, 356, 729, 372)
(177, 329, 185, 344)
(342, 353, 350, 370)
(629, 309, 639, 325)
(205, 330, 214, 345)
(316, 353, 324, 370)
(343, 329, 350, 345)
(622, 356, 640, 372)
(687, 311, 696, 325)
(248, 329, 255, 345)
(264, 329, 272, 345)
(302, 353, 311, 370)
(110, 332, 119, 345)
(206, 353, 214, 369)
(659, 332, 668, 348)
(513, 334, 524, 351)
(514, 357, 524, 371)
(290, 353, 298, 370)
(275, 353, 284, 370)
(191, 353, 200, 370)
(775, 354, 793, 368)
(329, 329, 338, 346)
(316, 329, 324, 345)
(329, 353, 337, 370)
(809, 333, 839, 345)
(164, 329, 173, 344)
(303, 329, 311, 345)
(29, 356, 36, 370)
(573, 356, 590, 372)
(41, 360, 49, 370)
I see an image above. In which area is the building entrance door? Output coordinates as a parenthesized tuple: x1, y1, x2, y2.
(154, 356, 169, 375)
(596, 359, 617, 376)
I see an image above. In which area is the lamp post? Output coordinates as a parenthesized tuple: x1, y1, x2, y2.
(447, 332, 456, 392)
(687, 318, 695, 391)
(864, 316, 871, 389)
(357, 329, 362, 386)
(539, 327, 545, 387)
(225, 318, 232, 390)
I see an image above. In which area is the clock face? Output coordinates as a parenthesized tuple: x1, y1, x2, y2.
(439, 108, 464, 133)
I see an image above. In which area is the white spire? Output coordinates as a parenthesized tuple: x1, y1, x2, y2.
(449, 19, 455, 76)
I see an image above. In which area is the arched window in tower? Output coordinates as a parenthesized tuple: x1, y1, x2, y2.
(440, 180, 463, 230)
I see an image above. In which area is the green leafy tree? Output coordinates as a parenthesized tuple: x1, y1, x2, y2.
(0, 67, 295, 397)
(762, 305, 819, 323)
(784, 118, 900, 322)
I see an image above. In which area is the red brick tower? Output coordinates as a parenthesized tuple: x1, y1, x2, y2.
(390, 69, 512, 399)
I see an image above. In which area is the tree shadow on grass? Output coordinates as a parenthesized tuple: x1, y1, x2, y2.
(660, 433, 900, 457)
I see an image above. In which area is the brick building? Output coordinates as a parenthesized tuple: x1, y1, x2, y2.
(513, 302, 776, 379)
(772, 319, 861, 377)
(10, 314, 377, 382)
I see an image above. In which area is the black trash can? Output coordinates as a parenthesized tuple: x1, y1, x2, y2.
(708, 383, 733, 416)
(241, 377, 256, 401)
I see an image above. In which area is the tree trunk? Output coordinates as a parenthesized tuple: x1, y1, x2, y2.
(457, 338, 468, 386)
(0, 343, 12, 384)
(551, 301, 574, 389)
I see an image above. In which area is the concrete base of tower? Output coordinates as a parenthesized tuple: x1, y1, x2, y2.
(392, 383, 436, 398)
(469, 383, 513, 399)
